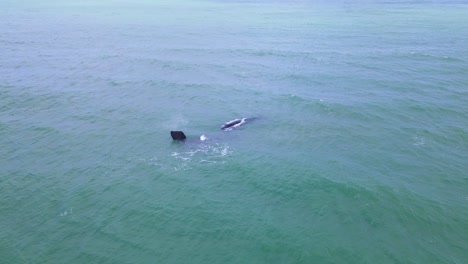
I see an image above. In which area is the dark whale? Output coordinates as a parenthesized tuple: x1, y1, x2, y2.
(171, 131, 186, 140)
(221, 118, 244, 130)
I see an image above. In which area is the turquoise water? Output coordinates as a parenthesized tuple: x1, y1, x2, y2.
(1, 0, 467, 263)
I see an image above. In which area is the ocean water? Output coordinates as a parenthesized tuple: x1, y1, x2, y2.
(1, 0, 467, 263)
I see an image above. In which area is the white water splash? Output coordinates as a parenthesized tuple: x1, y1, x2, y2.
(170, 143, 232, 170)
(59, 208, 73, 217)
(412, 136, 426, 146)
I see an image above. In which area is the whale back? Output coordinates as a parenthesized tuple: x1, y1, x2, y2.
(221, 119, 243, 130)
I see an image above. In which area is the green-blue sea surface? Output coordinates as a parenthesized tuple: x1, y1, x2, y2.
(1, 0, 467, 263)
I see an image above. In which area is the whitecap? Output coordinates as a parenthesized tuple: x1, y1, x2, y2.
(412, 136, 425, 146)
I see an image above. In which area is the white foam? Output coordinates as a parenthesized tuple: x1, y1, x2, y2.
(221, 147, 229, 156)
(59, 208, 73, 217)
(200, 135, 207, 141)
(412, 136, 425, 146)
(169, 142, 232, 169)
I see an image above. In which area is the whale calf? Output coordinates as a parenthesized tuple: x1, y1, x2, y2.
(221, 117, 258, 131)
(221, 118, 245, 130)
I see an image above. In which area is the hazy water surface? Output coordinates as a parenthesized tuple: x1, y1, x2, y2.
(1, 0, 467, 263)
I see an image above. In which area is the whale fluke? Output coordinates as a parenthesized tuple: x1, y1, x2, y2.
(171, 131, 186, 140)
